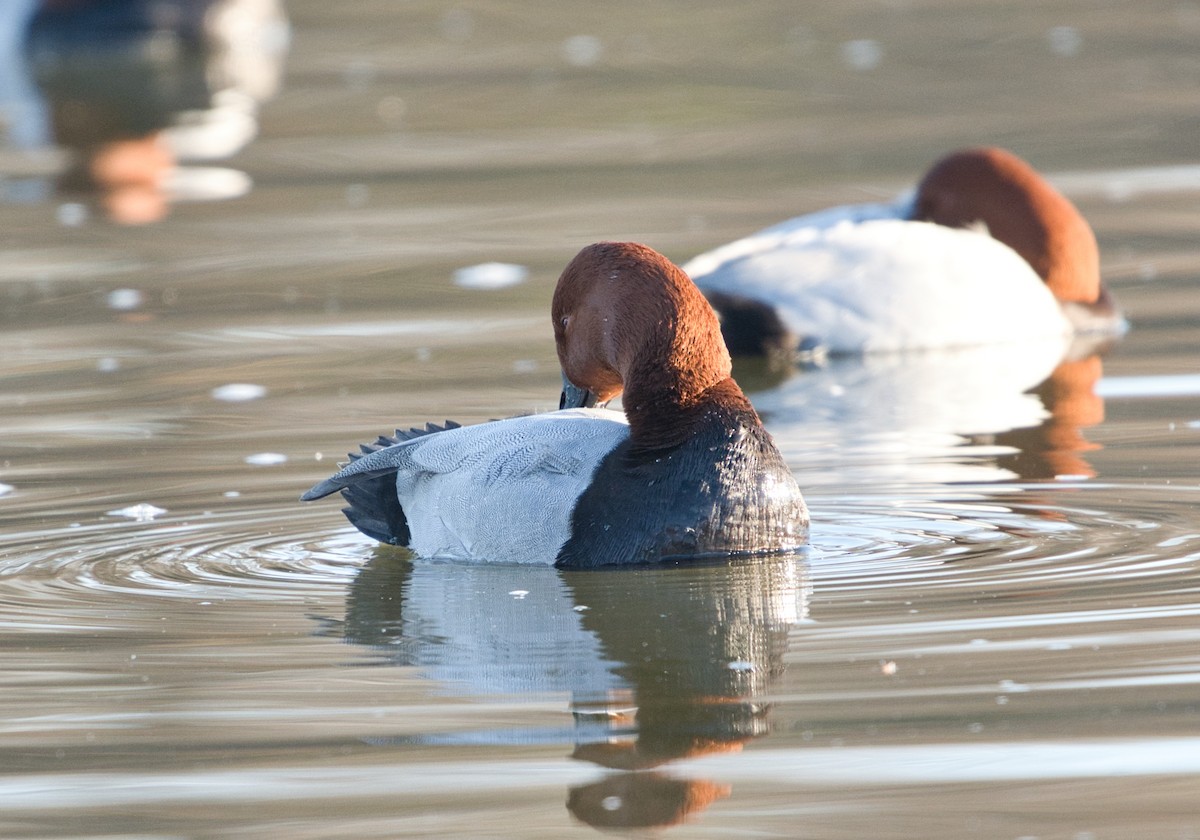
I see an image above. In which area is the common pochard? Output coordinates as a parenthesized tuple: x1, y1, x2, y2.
(302, 242, 809, 567)
(682, 147, 1125, 356)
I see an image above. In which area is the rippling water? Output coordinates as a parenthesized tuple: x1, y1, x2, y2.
(2, 1, 1200, 837)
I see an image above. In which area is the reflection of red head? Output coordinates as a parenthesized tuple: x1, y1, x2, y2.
(994, 352, 1106, 484)
(1036, 355, 1105, 479)
(567, 772, 731, 830)
(89, 134, 173, 225)
(1043, 356, 1105, 429)
(572, 736, 745, 772)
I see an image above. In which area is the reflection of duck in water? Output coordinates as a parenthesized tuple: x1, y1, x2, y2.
(342, 549, 809, 831)
(740, 338, 1112, 486)
(19, 0, 288, 223)
(684, 146, 1125, 358)
(990, 352, 1106, 481)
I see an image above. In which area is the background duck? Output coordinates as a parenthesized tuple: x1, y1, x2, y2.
(683, 147, 1126, 357)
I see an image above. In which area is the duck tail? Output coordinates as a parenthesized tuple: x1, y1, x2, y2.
(339, 471, 410, 546)
(305, 421, 462, 546)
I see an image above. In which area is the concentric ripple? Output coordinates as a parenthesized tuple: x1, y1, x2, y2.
(0, 504, 370, 633)
(807, 482, 1200, 598)
(0, 482, 1196, 635)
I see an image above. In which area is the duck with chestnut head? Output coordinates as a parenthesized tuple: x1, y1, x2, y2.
(302, 242, 808, 568)
(684, 147, 1125, 358)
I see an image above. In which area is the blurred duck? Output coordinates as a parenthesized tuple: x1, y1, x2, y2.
(20, 0, 288, 224)
(683, 147, 1125, 357)
(303, 242, 808, 567)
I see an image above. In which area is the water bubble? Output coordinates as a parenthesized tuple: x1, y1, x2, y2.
(245, 453, 288, 466)
(107, 503, 168, 522)
(453, 262, 529, 290)
(107, 288, 144, 311)
(562, 35, 603, 67)
(1048, 26, 1083, 57)
(841, 39, 883, 71)
(97, 357, 120, 373)
(56, 202, 88, 227)
(211, 383, 267, 402)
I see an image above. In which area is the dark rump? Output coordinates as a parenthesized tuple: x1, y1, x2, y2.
(704, 290, 797, 361)
(304, 421, 462, 546)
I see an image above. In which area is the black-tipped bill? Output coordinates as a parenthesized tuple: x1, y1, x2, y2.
(559, 372, 601, 409)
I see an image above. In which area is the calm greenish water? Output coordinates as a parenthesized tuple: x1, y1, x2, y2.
(2, 1, 1200, 837)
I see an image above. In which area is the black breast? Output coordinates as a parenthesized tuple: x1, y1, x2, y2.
(554, 405, 808, 568)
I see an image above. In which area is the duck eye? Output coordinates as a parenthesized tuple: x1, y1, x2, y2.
(560, 315, 571, 331)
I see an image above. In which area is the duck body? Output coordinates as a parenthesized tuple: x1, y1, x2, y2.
(303, 242, 808, 567)
(686, 198, 1070, 354)
(683, 147, 1125, 357)
(556, 380, 806, 568)
(306, 409, 628, 565)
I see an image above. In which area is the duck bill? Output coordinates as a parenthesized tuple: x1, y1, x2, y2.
(559, 372, 602, 409)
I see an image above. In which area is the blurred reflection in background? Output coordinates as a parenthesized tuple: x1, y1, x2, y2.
(740, 334, 1113, 487)
(992, 351, 1106, 481)
(0, 0, 288, 224)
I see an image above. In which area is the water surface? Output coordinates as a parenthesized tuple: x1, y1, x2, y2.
(2, 1, 1200, 837)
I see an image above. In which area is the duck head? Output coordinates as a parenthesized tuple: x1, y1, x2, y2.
(553, 242, 733, 414)
(913, 146, 1102, 306)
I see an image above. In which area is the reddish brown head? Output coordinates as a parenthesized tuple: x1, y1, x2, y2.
(552, 242, 734, 413)
(913, 147, 1101, 305)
